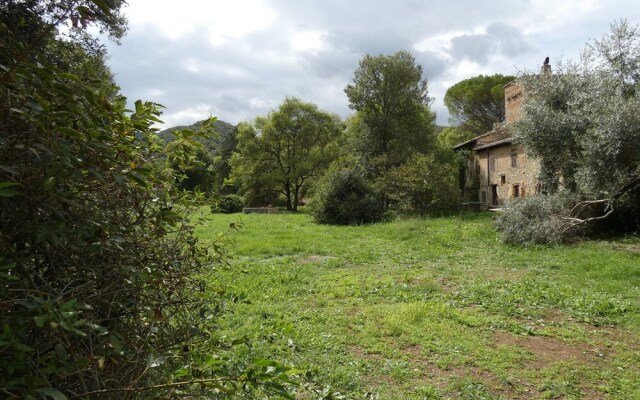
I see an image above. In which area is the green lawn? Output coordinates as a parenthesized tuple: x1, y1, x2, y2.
(195, 210, 640, 399)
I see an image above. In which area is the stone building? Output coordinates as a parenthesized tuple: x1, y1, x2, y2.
(453, 68, 545, 208)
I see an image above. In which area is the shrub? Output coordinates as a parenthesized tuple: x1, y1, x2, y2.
(213, 194, 244, 213)
(379, 153, 460, 216)
(494, 192, 583, 245)
(0, 9, 296, 398)
(311, 160, 384, 225)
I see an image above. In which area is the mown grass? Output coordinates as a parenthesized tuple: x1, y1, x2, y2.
(195, 210, 640, 399)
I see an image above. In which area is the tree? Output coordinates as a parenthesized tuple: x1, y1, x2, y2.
(344, 50, 436, 169)
(437, 126, 476, 149)
(230, 97, 342, 211)
(511, 20, 640, 233)
(168, 137, 217, 193)
(311, 156, 384, 225)
(444, 74, 515, 135)
(160, 119, 239, 195)
(379, 152, 460, 216)
(1, 1, 299, 397)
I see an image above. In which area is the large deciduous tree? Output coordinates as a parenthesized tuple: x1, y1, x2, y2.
(344, 50, 436, 169)
(231, 97, 342, 211)
(444, 74, 515, 135)
(512, 20, 640, 233)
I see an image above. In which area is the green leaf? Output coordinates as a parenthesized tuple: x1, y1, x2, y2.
(89, 0, 112, 15)
(252, 358, 279, 367)
(76, 6, 91, 18)
(0, 182, 19, 190)
(43, 177, 56, 192)
(57, 127, 83, 139)
(34, 316, 47, 328)
(36, 388, 67, 400)
(0, 189, 18, 198)
(0, 165, 19, 175)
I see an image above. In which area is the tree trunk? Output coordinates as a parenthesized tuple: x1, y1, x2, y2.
(284, 184, 293, 211)
(293, 186, 300, 212)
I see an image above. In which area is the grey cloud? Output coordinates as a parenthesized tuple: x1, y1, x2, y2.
(449, 22, 534, 64)
(415, 50, 450, 81)
(105, 1, 640, 128)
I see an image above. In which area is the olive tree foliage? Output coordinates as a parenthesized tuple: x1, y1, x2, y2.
(494, 192, 584, 245)
(510, 20, 640, 234)
(230, 97, 342, 211)
(444, 74, 515, 135)
(1, 2, 298, 398)
(344, 50, 436, 170)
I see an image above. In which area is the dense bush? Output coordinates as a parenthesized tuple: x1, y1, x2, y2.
(213, 194, 245, 213)
(494, 192, 584, 245)
(0, 3, 297, 398)
(379, 153, 460, 216)
(311, 160, 384, 225)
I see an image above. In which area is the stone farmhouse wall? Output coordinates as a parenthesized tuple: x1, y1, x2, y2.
(476, 143, 540, 207)
(454, 70, 544, 208)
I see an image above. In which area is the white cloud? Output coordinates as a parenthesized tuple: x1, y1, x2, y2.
(160, 104, 217, 128)
(291, 31, 328, 53)
(124, 0, 276, 43)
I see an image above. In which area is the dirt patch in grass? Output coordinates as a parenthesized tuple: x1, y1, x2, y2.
(298, 255, 337, 264)
(346, 307, 361, 316)
(434, 276, 457, 293)
(402, 344, 423, 357)
(395, 344, 525, 398)
(483, 266, 533, 282)
(492, 331, 600, 370)
(349, 345, 384, 361)
(414, 359, 525, 398)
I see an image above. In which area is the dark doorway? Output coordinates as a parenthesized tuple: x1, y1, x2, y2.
(491, 184, 498, 206)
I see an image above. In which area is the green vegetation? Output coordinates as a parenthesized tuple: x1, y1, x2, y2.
(0, 1, 295, 398)
(505, 20, 640, 240)
(444, 74, 515, 136)
(160, 119, 238, 195)
(230, 98, 342, 211)
(3, 1, 636, 397)
(318, 50, 456, 222)
(311, 157, 384, 225)
(345, 50, 436, 169)
(214, 193, 245, 214)
(494, 192, 584, 245)
(196, 211, 640, 399)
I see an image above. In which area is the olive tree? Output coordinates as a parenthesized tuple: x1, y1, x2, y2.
(512, 20, 640, 234)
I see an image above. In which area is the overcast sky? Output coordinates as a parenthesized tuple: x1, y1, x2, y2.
(104, 0, 640, 128)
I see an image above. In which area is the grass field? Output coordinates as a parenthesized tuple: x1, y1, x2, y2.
(195, 210, 640, 399)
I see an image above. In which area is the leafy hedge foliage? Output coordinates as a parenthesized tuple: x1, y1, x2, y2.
(494, 192, 583, 245)
(311, 160, 384, 225)
(380, 153, 460, 216)
(0, 4, 297, 399)
(213, 194, 244, 213)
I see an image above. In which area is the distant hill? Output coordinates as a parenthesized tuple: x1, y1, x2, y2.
(158, 119, 236, 154)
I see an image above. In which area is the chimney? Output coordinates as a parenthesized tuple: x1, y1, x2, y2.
(541, 56, 551, 75)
